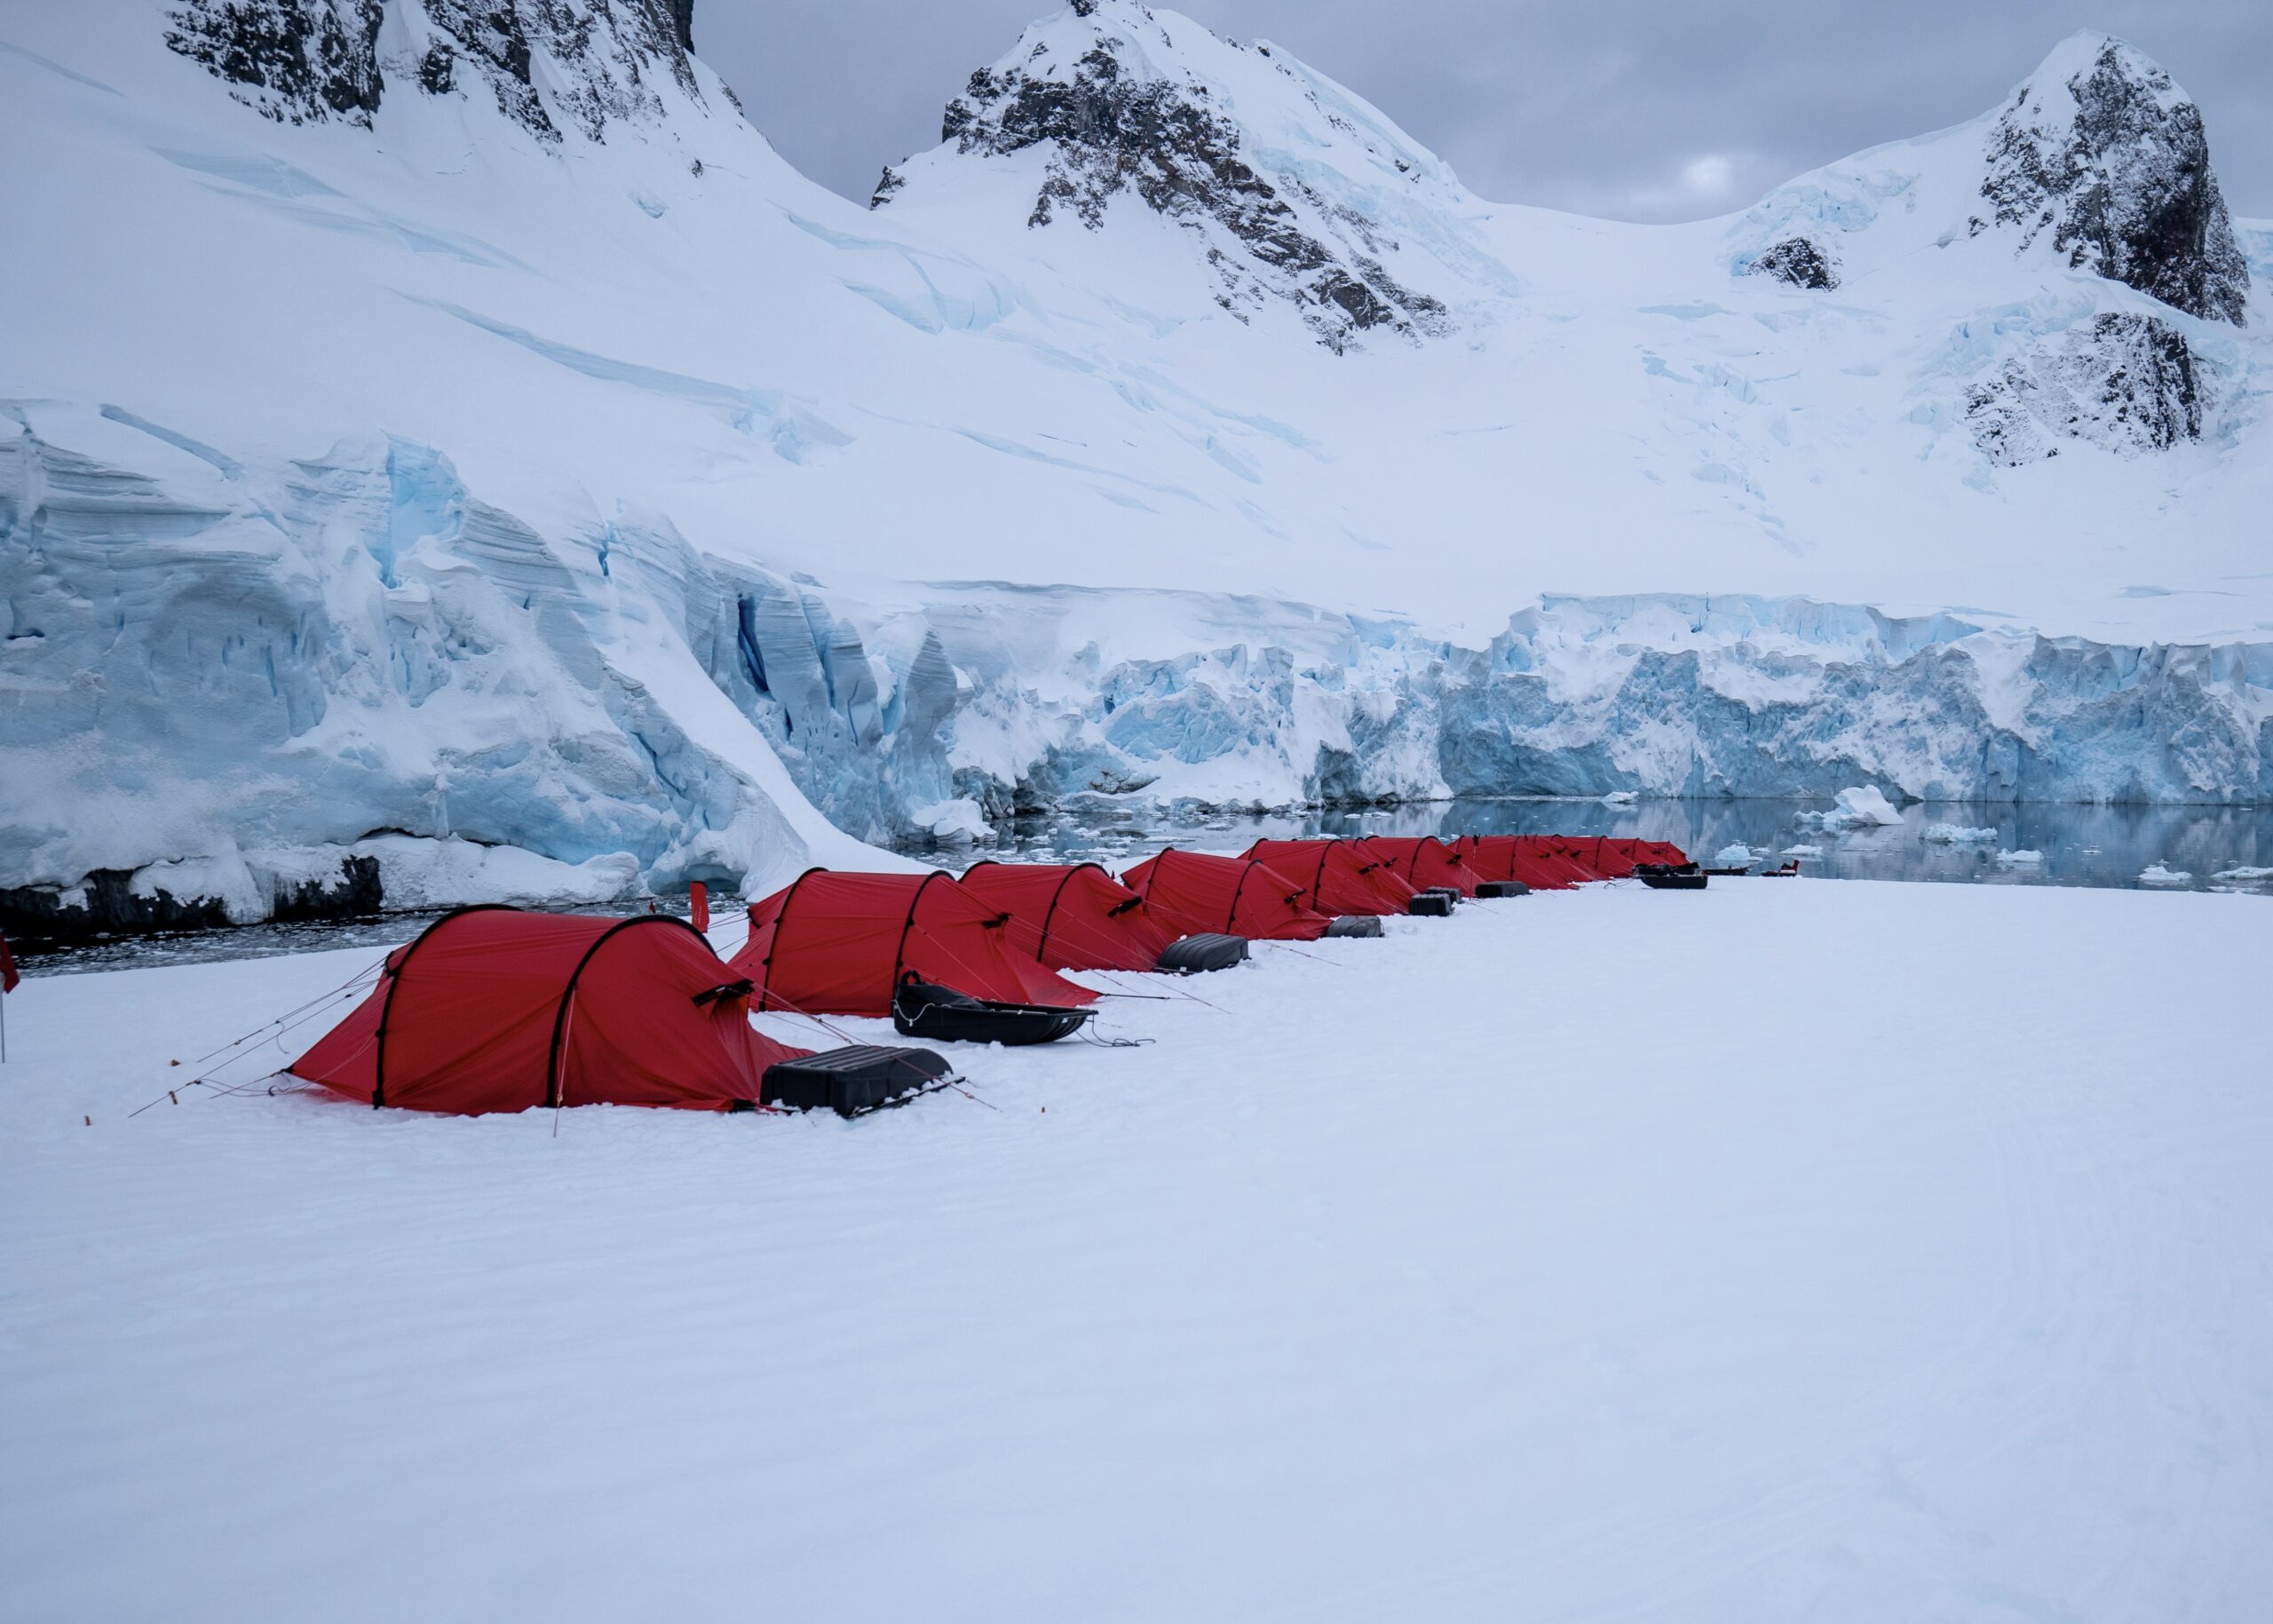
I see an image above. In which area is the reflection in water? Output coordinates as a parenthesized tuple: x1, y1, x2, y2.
(24, 800, 2269, 977)
(931, 797, 2273, 898)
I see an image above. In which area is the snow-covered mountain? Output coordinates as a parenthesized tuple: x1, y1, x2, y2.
(2, 0, 2268, 931)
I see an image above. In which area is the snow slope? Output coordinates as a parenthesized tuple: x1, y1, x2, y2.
(4, 880, 2270, 1619)
(3, 1, 2269, 923)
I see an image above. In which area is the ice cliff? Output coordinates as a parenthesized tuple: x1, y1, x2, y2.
(9, 403, 2263, 937)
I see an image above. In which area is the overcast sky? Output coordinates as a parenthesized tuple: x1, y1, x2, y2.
(696, 1, 2271, 223)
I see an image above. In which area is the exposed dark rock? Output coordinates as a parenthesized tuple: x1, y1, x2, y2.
(886, 8, 1448, 351)
(273, 854, 386, 922)
(164, 0, 385, 126)
(0, 871, 235, 947)
(1966, 311, 2205, 465)
(166, 0, 705, 146)
(1981, 38, 2248, 323)
(1746, 236, 1839, 290)
(0, 856, 383, 950)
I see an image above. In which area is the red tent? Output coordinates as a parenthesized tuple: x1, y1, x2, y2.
(729, 869, 1097, 1018)
(958, 861, 1179, 972)
(1516, 836, 1613, 885)
(1241, 839, 1419, 916)
(1119, 849, 1329, 941)
(1564, 838, 1689, 877)
(289, 907, 805, 1114)
(1626, 838, 1691, 868)
(1351, 836, 1487, 897)
(1450, 836, 1580, 891)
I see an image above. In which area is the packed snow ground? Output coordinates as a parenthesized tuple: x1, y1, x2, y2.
(4, 879, 2270, 1621)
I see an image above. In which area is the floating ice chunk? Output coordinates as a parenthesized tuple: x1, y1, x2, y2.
(1601, 790, 1637, 805)
(1830, 786, 1904, 827)
(2210, 866, 2273, 882)
(1782, 844, 1824, 858)
(913, 798, 992, 845)
(1996, 849, 2044, 865)
(2138, 863, 2193, 885)
(1921, 823, 1999, 844)
(1793, 786, 1904, 832)
(1711, 843, 1755, 867)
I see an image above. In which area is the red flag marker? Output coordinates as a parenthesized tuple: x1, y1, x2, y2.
(0, 927, 16, 1064)
(689, 881, 709, 934)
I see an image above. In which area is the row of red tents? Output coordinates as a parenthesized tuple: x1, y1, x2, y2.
(288, 834, 1685, 1115)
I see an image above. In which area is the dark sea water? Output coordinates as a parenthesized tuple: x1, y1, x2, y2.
(20, 799, 2269, 977)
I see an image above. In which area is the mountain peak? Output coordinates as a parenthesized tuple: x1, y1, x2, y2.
(873, 3, 1467, 352)
(1978, 31, 2247, 323)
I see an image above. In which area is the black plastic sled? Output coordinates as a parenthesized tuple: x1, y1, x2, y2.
(1154, 933, 1250, 973)
(891, 976, 1093, 1046)
(1472, 881, 1530, 899)
(1635, 863, 1708, 891)
(1323, 915, 1383, 938)
(1407, 892, 1455, 917)
(763, 1045, 953, 1117)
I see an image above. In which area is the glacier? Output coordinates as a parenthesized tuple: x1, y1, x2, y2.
(2, 1, 2270, 934)
(7, 401, 2265, 935)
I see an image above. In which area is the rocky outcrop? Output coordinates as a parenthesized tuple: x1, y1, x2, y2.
(1966, 312, 2206, 464)
(1746, 236, 1839, 290)
(1978, 36, 2248, 324)
(166, 0, 706, 143)
(164, 0, 385, 126)
(881, 0, 1450, 352)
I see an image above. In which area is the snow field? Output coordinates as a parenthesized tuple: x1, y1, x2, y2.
(2, 880, 2271, 1620)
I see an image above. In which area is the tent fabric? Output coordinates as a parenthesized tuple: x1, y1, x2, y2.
(729, 870, 1097, 1018)
(1118, 849, 1329, 941)
(289, 906, 805, 1115)
(1351, 836, 1488, 898)
(1449, 836, 1691, 887)
(1516, 836, 1620, 885)
(1448, 836, 1580, 891)
(958, 861, 1178, 972)
(1240, 839, 1419, 916)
